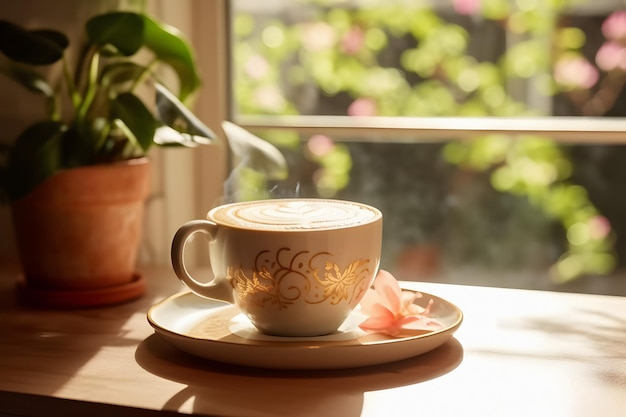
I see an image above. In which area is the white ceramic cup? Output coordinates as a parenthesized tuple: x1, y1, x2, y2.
(171, 198, 382, 337)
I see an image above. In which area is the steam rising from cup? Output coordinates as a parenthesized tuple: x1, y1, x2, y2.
(221, 121, 289, 203)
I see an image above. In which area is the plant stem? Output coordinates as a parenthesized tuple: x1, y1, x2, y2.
(129, 58, 158, 93)
(46, 93, 61, 121)
(62, 56, 80, 110)
(94, 119, 112, 154)
(75, 46, 100, 128)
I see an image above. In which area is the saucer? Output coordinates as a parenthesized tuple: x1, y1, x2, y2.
(148, 288, 463, 370)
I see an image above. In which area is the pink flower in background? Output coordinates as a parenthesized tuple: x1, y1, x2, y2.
(347, 97, 377, 116)
(554, 55, 599, 89)
(341, 26, 365, 55)
(359, 270, 442, 337)
(300, 22, 336, 51)
(589, 216, 611, 240)
(454, 0, 480, 15)
(596, 41, 626, 71)
(245, 54, 269, 80)
(307, 134, 335, 158)
(253, 86, 286, 112)
(602, 10, 626, 42)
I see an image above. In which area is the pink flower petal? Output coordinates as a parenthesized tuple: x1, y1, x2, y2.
(358, 306, 398, 333)
(373, 270, 402, 313)
(358, 269, 444, 336)
(359, 316, 396, 331)
(358, 288, 382, 315)
(362, 302, 394, 320)
(400, 290, 422, 315)
(422, 298, 435, 316)
(359, 318, 402, 336)
(400, 315, 443, 331)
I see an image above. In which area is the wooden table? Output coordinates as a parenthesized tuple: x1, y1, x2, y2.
(1, 265, 625, 417)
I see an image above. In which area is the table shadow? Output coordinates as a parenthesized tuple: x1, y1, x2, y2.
(136, 334, 464, 417)
(508, 307, 626, 386)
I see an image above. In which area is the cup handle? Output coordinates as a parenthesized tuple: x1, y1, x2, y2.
(171, 220, 234, 304)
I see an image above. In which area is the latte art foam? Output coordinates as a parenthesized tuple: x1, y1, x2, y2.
(209, 199, 380, 230)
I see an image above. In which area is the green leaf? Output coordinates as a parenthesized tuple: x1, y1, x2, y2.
(60, 126, 96, 168)
(0, 62, 59, 119)
(111, 93, 156, 152)
(154, 82, 216, 140)
(141, 15, 201, 101)
(6, 120, 65, 200)
(222, 121, 288, 181)
(153, 126, 215, 148)
(100, 61, 148, 88)
(1, 62, 55, 97)
(31, 29, 69, 50)
(0, 20, 68, 65)
(85, 12, 144, 56)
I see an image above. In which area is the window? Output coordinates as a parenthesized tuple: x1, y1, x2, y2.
(219, 0, 626, 295)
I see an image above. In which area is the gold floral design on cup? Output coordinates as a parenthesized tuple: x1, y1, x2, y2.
(227, 248, 371, 310)
(171, 198, 382, 336)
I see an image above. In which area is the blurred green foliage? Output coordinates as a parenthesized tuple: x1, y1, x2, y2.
(232, 0, 625, 281)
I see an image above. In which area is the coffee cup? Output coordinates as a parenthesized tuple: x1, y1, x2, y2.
(171, 198, 382, 337)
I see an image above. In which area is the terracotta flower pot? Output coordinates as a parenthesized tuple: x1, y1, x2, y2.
(11, 158, 151, 305)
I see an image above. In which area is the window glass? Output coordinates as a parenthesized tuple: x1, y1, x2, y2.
(229, 0, 626, 295)
(224, 130, 626, 294)
(232, 0, 626, 118)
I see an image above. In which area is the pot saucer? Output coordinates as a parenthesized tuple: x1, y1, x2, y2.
(16, 273, 146, 308)
(147, 287, 463, 370)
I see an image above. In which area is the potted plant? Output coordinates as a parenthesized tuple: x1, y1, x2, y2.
(0, 11, 217, 307)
